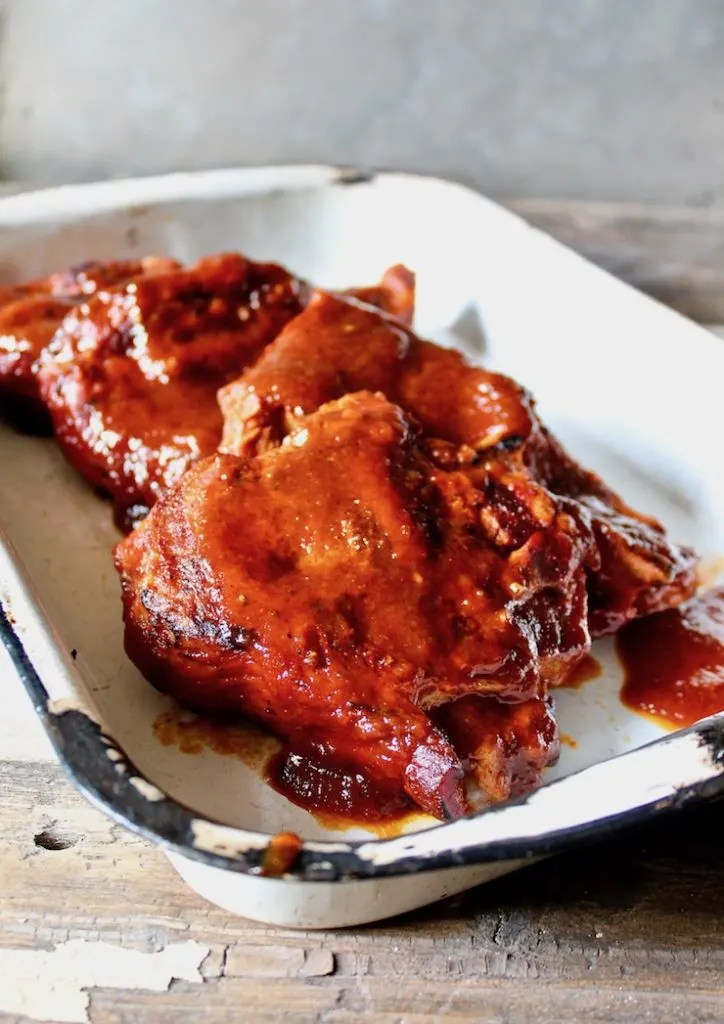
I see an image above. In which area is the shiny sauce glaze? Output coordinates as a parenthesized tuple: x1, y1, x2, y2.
(616, 586, 724, 728)
(265, 748, 414, 827)
(154, 707, 422, 835)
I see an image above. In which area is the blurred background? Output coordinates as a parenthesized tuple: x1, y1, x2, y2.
(0, 0, 721, 206)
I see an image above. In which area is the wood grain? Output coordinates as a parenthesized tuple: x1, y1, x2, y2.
(1, 761, 723, 1023)
(509, 199, 724, 323)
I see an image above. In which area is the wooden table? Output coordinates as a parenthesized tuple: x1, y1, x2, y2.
(2, 199, 724, 1024)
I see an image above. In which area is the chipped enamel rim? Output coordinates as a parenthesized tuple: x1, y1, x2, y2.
(1, 166, 724, 883)
(3, 598, 724, 881)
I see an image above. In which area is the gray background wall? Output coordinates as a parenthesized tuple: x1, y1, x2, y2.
(0, 0, 722, 204)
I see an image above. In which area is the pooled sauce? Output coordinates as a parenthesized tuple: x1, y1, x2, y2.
(617, 587, 724, 728)
(153, 706, 427, 837)
(561, 653, 602, 690)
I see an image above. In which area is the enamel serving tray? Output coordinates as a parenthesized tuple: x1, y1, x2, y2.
(1, 167, 724, 929)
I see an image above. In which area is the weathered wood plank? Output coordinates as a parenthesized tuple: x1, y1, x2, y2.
(1, 761, 723, 1022)
(85, 979, 724, 1024)
(508, 199, 724, 323)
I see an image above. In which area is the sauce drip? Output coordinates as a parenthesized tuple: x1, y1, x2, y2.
(560, 732, 579, 749)
(154, 706, 421, 835)
(561, 653, 602, 690)
(617, 587, 724, 728)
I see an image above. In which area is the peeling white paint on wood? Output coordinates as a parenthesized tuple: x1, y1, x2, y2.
(0, 939, 209, 1022)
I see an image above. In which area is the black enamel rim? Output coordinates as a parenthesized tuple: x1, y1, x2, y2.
(3, 600, 724, 883)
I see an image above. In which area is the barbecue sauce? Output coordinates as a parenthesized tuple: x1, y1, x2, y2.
(616, 587, 724, 728)
(265, 748, 413, 828)
(561, 653, 602, 689)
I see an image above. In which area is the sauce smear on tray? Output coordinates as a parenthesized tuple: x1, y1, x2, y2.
(616, 587, 724, 728)
(561, 653, 602, 689)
